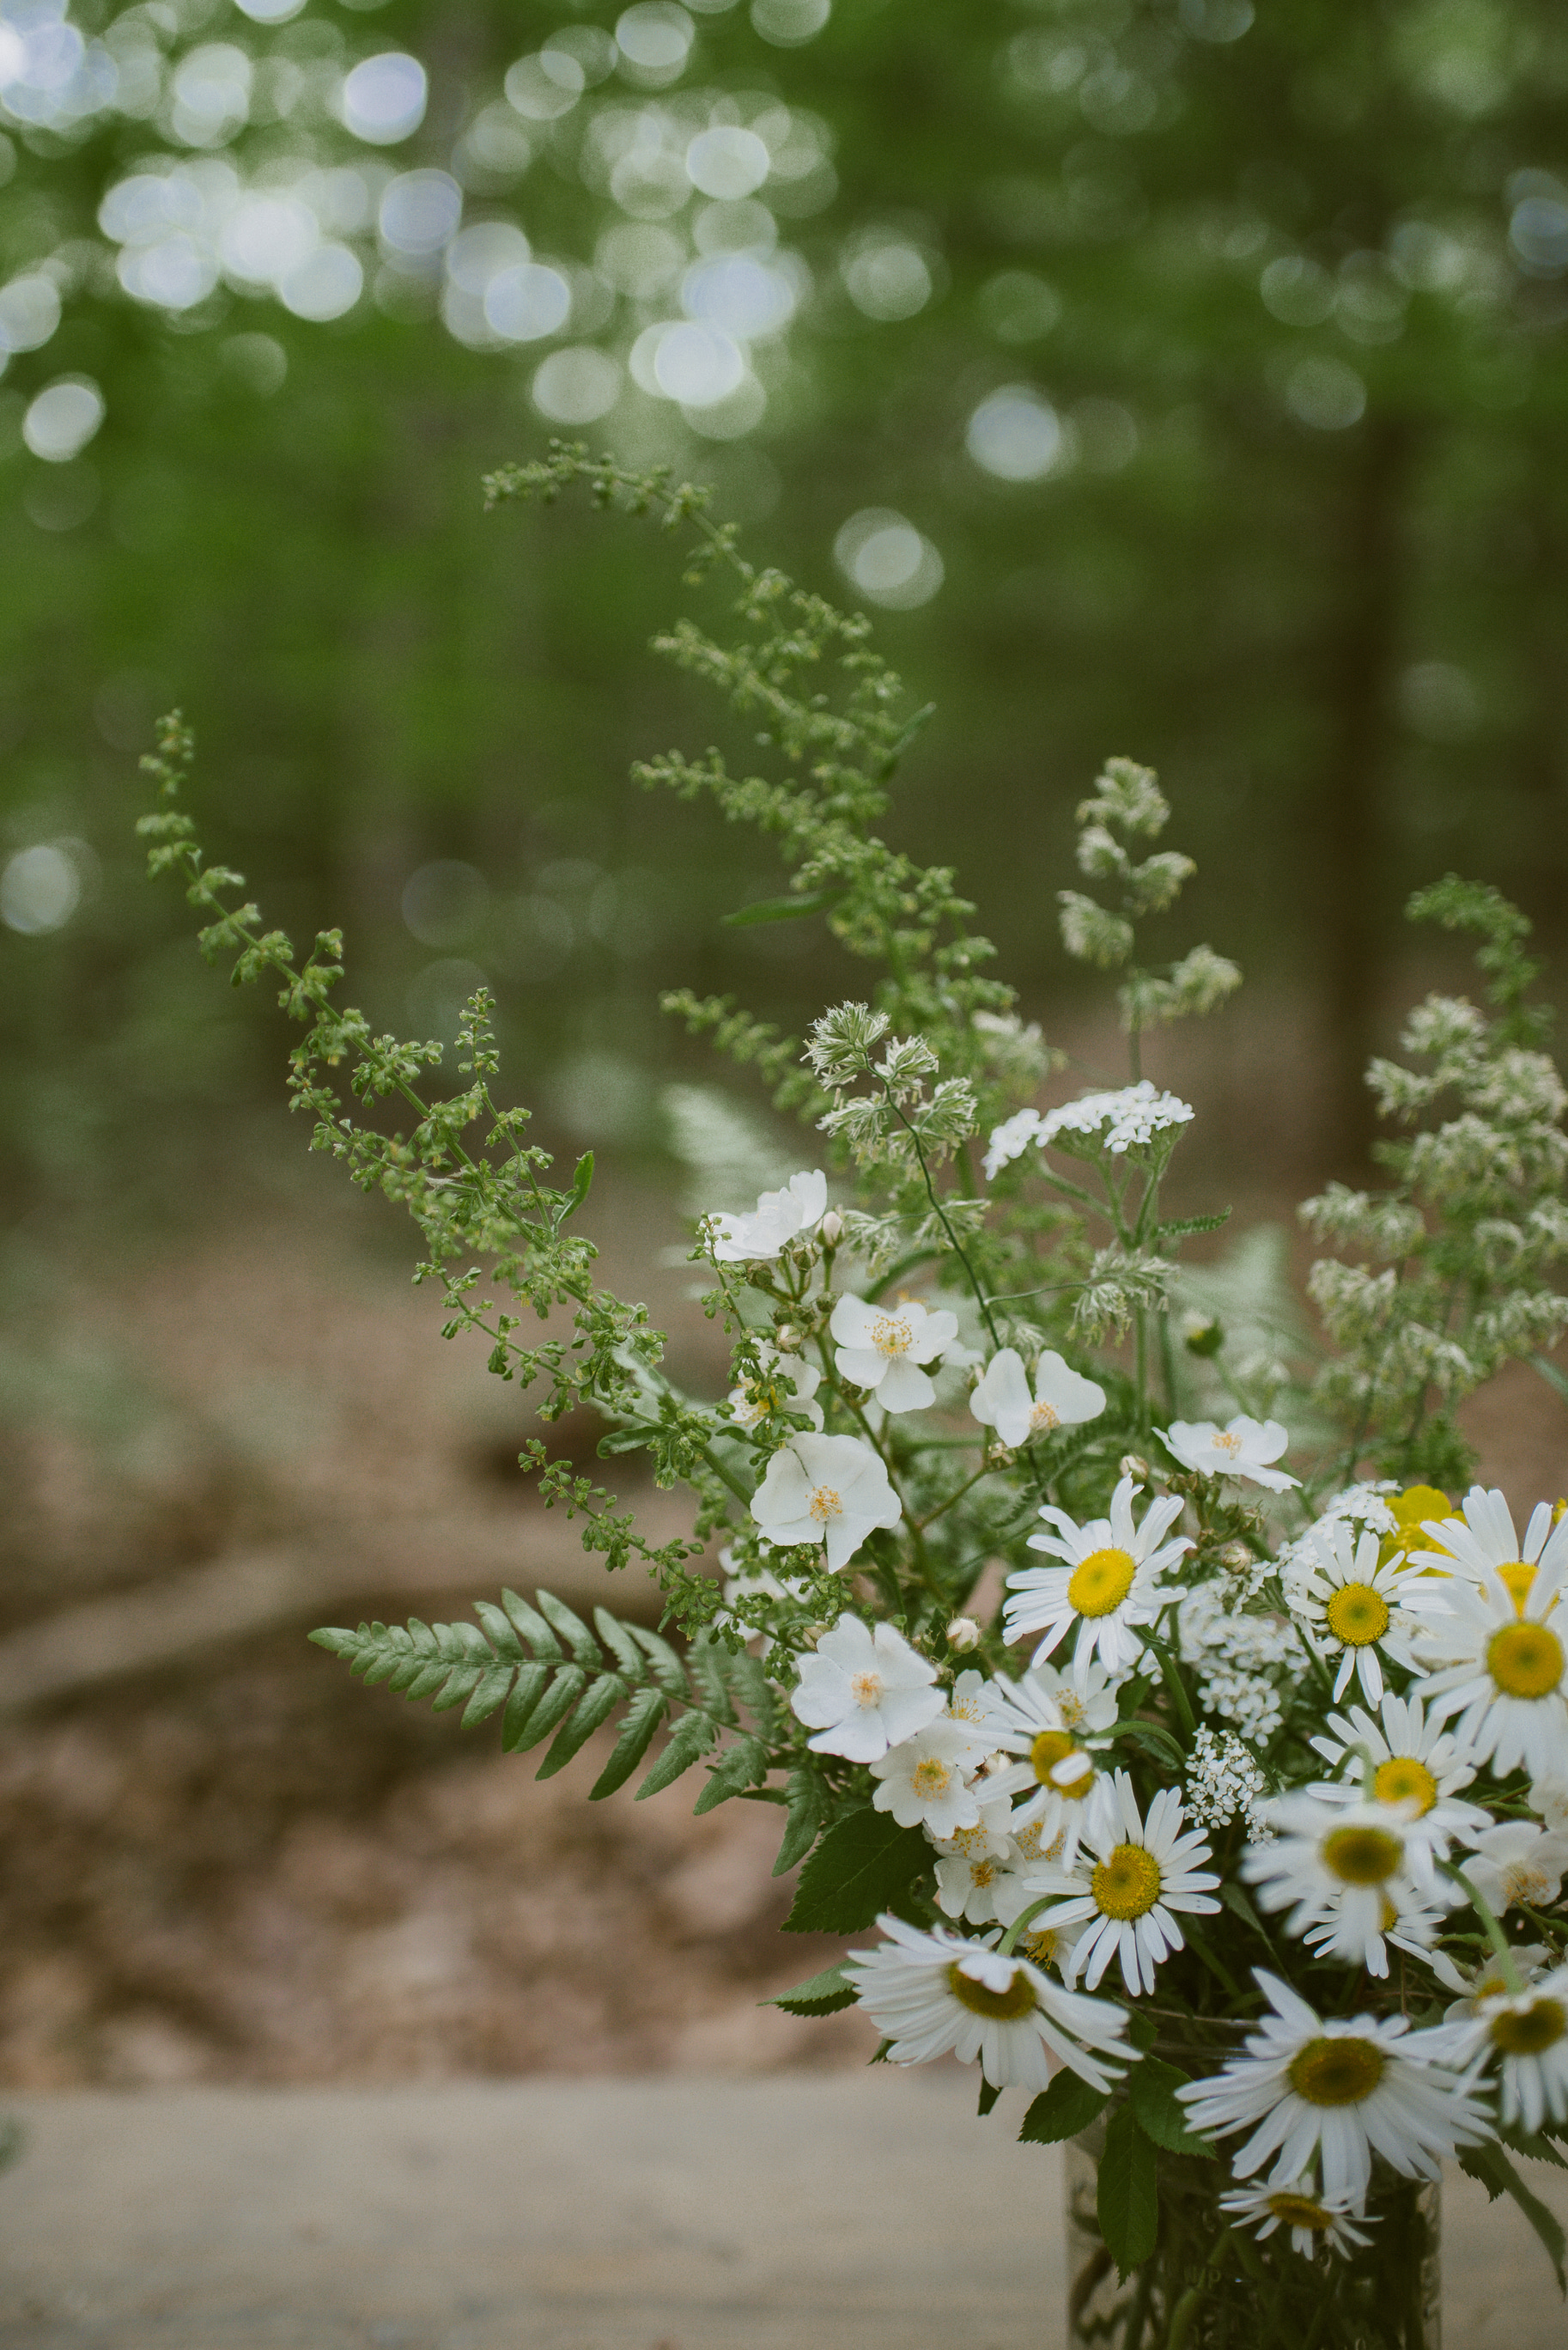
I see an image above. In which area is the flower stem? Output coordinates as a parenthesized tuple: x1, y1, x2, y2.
(1441, 1861, 1525, 1993)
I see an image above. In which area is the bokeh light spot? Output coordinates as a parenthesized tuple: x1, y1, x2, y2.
(1, 843, 81, 935)
(340, 52, 428, 145)
(833, 508, 944, 608)
(966, 386, 1061, 480)
(402, 861, 489, 950)
(484, 261, 571, 342)
(751, 0, 830, 46)
(686, 125, 770, 200)
(532, 345, 623, 423)
(1284, 354, 1365, 430)
(842, 236, 932, 321)
(23, 376, 105, 462)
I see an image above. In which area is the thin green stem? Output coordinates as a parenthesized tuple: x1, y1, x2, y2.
(1441, 1861, 1524, 1992)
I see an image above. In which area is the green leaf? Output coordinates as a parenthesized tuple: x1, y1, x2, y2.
(470, 1601, 526, 1662)
(1116, 1719, 1187, 1774)
(782, 1805, 929, 1935)
(1457, 2142, 1567, 2293)
(977, 2078, 1002, 2119)
(500, 1589, 562, 1663)
(630, 1622, 689, 1699)
(506, 1663, 586, 1753)
(1097, 2105, 1159, 2280)
(773, 1766, 827, 1877)
(1504, 2128, 1568, 2175)
(1129, 2057, 1213, 2157)
(535, 1671, 627, 1779)
(1156, 1210, 1231, 1242)
(428, 1662, 486, 1713)
(721, 886, 844, 928)
(692, 1732, 770, 1814)
(1019, 2071, 1110, 2146)
(636, 1708, 718, 1797)
(685, 1635, 738, 1725)
(499, 1659, 552, 1750)
(460, 1661, 518, 1728)
(767, 1963, 858, 2018)
(533, 1588, 599, 1669)
(588, 1684, 667, 1799)
(593, 1606, 647, 1680)
(556, 1149, 594, 1227)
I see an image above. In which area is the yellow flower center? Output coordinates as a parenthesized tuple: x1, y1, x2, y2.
(808, 1484, 843, 1523)
(1325, 1582, 1390, 1646)
(871, 1315, 913, 1357)
(1067, 1546, 1138, 1618)
(1213, 1429, 1243, 1457)
(1490, 1999, 1566, 2056)
(1267, 2191, 1335, 2232)
(1030, 1399, 1061, 1433)
(1287, 2036, 1385, 2107)
(1498, 1560, 1537, 1612)
(945, 1962, 1036, 2021)
(1020, 1927, 1061, 1969)
(1374, 1757, 1438, 1814)
(1030, 1728, 1094, 1798)
(1488, 1621, 1565, 1701)
(848, 1671, 884, 1709)
(948, 1822, 988, 1855)
(911, 1757, 951, 1799)
(1091, 1842, 1162, 1920)
(1321, 1825, 1405, 1886)
(969, 1857, 997, 1887)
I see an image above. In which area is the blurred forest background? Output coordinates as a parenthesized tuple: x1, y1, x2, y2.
(0, 0, 1565, 2089)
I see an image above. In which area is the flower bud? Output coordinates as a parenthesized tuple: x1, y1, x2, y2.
(1119, 1453, 1151, 1482)
(774, 1324, 799, 1352)
(1219, 1540, 1254, 1574)
(819, 1208, 844, 1245)
(945, 1616, 982, 1652)
(1182, 1312, 1225, 1359)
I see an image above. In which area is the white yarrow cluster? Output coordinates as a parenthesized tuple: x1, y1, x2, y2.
(1185, 1726, 1272, 1840)
(1177, 1584, 1306, 1745)
(983, 1081, 1194, 1179)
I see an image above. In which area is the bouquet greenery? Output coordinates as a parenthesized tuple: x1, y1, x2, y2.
(140, 452, 1568, 2347)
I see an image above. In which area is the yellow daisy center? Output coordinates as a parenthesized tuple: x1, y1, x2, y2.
(1490, 2000, 1566, 2056)
(945, 1962, 1036, 2021)
(1067, 1546, 1138, 1618)
(1326, 1582, 1390, 1646)
(1321, 1825, 1404, 1886)
(808, 1484, 842, 1523)
(1091, 1842, 1162, 1920)
(1030, 1399, 1061, 1433)
(1287, 2036, 1385, 2107)
(871, 1315, 913, 1357)
(1488, 1621, 1565, 1701)
(1374, 1757, 1438, 1814)
(1267, 2191, 1334, 2232)
(911, 1757, 951, 1799)
(1498, 1560, 1537, 1612)
(1030, 1728, 1094, 1798)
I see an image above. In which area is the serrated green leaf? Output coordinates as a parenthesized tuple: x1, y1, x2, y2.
(1156, 1210, 1231, 1242)
(460, 1662, 518, 1728)
(636, 1708, 718, 1797)
(630, 1622, 689, 1698)
(724, 1647, 779, 1738)
(1458, 2141, 1567, 2293)
(535, 1670, 627, 1778)
(588, 1685, 667, 1799)
(782, 1805, 928, 1934)
(692, 1733, 769, 1815)
(501, 1589, 562, 1662)
(429, 1663, 486, 1713)
(308, 1625, 362, 1660)
(593, 1607, 646, 1680)
(767, 1963, 858, 2018)
(471, 1601, 526, 1662)
(500, 1659, 552, 1750)
(685, 1636, 738, 1725)
(533, 1589, 599, 1668)
(774, 1766, 827, 1877)
(507, 1663, 586, 1753)
(1019, 2071, 1110, 2145)
(1129, 2056, 1212, 2157)
(1097, 2105, 1159, 2280)
(404, 1655, 459, 1703)
(977, 2078, 1002, 2118)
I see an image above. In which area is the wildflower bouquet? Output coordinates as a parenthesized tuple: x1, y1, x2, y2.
(140, 452, 1568, 2347)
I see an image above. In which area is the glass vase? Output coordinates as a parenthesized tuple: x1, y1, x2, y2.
(1064, 2127, 1441, 2350)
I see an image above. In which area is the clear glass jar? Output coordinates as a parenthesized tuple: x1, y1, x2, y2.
(1065, 2128, 1441, 2350)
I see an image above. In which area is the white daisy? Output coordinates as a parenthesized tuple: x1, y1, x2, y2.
(706, 1169, 827, 1262)
(1162, 1415, 1299, 1493)
(944, 1668, 1012, 1768)
(971, 1664, 1116, 1864)
(1410, 1484, 1568, 1611)
(843, 1914, 1131, 2094)
(969, 1346, 1106, 1449)
(1006, 1474, 1190, 1683)
(1429, 1964, 1568, 2135)
(870, 1720, 982, 1838)
(1241, 1793, 1455, 1978)
(1218, 2176, 1375, 2260)
(1176, 1969, 1488, 2204)
(750, 1431, 903, 1573)
(828, 1292, 960, 1414)
(932, 1797, 1019, 1925)
(1427, 1942, 1553, 2006)
(724, 1341, 823, 1431)
(1291, 1522, 1427, 1707)
(1308, 1693, 1489, 1846)
(788, 1616, 944, 1762)
(1460, 1820, 1568, 1917)
(1411, 1555, 1568, 1781)
(1011, 1771, 1220, 1997)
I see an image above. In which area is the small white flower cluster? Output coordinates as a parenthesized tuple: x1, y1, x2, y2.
(1184, 1726, 1272, 1840)
(1177, 1583, 1306, 1744)
(982, 1081, 1194, 1180)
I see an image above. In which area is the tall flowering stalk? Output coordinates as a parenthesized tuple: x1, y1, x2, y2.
(141, 453, 1568, 2340)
